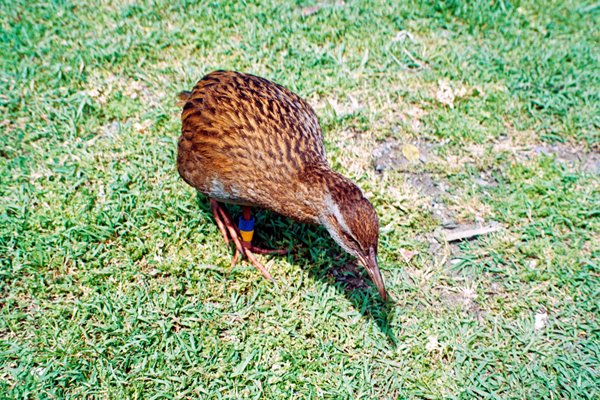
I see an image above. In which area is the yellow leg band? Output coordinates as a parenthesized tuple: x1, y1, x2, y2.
(240, 230, 254, 243)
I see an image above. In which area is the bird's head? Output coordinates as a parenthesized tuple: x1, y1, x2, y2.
(320, 179, 387, 300)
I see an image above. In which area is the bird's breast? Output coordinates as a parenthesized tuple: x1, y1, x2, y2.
(204, 177, 251, 205)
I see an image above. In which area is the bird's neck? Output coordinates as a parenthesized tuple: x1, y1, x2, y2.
(293, 163, 358, 224)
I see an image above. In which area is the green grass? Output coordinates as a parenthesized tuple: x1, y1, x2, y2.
(1, 0, 599, 398)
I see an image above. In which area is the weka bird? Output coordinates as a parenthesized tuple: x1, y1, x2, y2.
(177, 70, 387, 300)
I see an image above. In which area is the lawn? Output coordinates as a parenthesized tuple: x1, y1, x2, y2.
(1, 0, 598, 398)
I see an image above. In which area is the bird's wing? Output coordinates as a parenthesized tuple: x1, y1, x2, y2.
(181, 71, 327, 171)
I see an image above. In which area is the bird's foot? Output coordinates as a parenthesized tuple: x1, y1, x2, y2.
(245, 246, 288, 255)
(210, 200, 287, 281)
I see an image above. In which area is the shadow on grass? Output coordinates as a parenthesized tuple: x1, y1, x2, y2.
(195, 193, 398, 346)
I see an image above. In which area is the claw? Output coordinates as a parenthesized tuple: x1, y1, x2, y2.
(230, 248, 240, 268)
(244, 248, 273, 281)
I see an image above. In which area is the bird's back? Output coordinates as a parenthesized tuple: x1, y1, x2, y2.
(177, 71, 327, 215)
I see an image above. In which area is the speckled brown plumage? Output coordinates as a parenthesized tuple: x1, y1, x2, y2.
(177, 70, 386, 299)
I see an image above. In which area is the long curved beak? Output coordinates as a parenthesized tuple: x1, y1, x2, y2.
(359, 248, 387, 301)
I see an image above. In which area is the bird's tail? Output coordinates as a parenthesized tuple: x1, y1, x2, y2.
(176, 90, 192, 106)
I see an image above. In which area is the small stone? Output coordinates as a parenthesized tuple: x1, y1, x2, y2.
(399, 248, 416, 263)
(426, 335, 440, 352)
(534, 311, 548, 330)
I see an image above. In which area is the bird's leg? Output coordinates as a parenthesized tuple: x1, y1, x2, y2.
(209, 200, 274, 281)
(210, 199, 245, 265)
(239, 206, 254, 249)
(210, 199, 230, 247)
(239, 206, 288, 255)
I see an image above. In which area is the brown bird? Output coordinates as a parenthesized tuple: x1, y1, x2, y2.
(177, 70, 387, 300)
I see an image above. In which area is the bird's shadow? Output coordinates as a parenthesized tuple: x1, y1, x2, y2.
(195, 194, 398, 346)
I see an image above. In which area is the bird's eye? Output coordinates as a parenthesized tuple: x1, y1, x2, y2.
(340, 229, 362, 252)
(324, 214, 363, 253)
